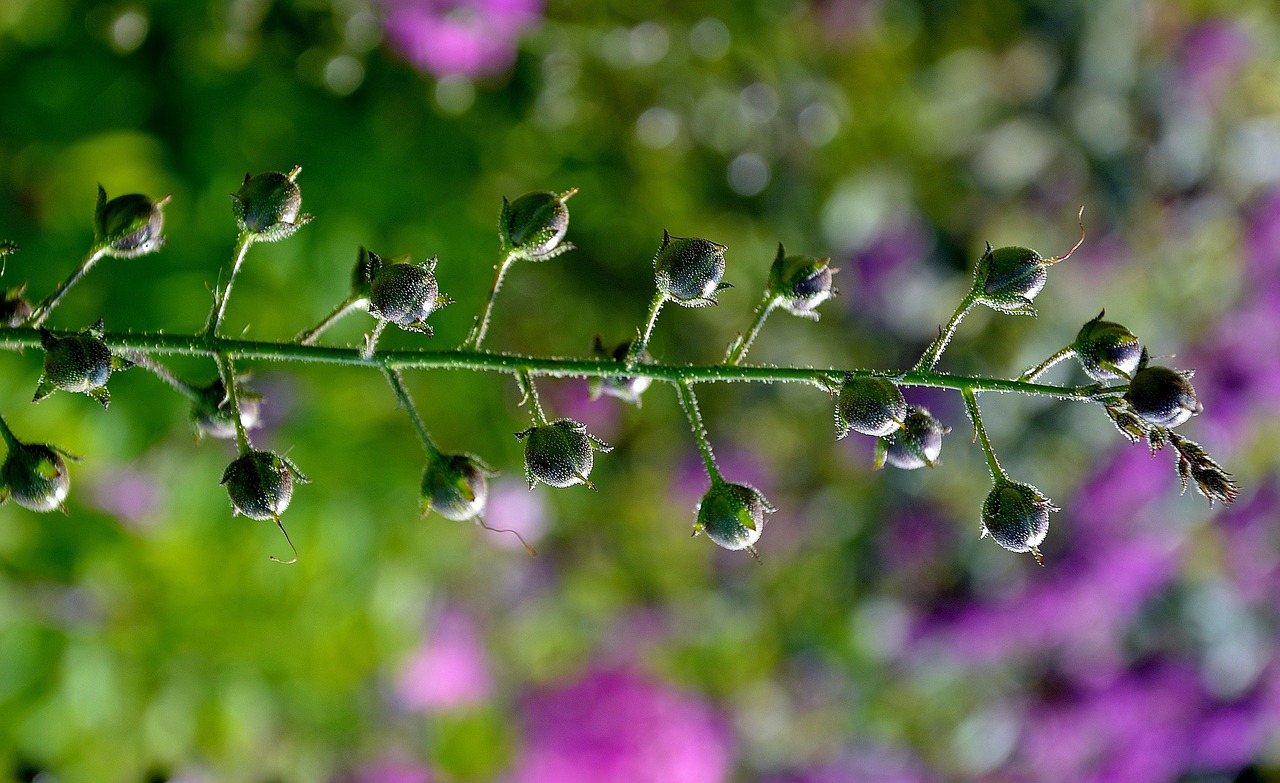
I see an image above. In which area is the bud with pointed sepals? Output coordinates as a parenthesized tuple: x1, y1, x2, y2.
(653, 231, 731, 307)
(220, 450, 309, 520)
(1072, 311, 1142, 381)
(500, 188, 577, 261)
(93, 186, 170, 259)
(1125, 356, 1201, 429)
(191, 376, 262, 441)
(421, 453, 496, 521)
(231, 166, 313, 242)
(980, 478, 1057, 564)
(973, 209, 1085, 316)
(836, 376, 907, 439)
(33, 319, 133, 408)
(515, 419, 612, 490)
(1, 283, 32, 327)
(875, 405, 949, 470)
(693, 479, 775, 552)
(366, 252, 452, 336)
(350, 245, 380, 300)
(589, 335, 652, 406)
(1, 440, 78, 513)
(767, 245, 838, 319)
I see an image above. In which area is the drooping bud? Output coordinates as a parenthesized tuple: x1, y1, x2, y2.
(876, 406, 949, 470)
(93, 186, 170, 258)
(231, 166, 313, 241)
(589, 335, 652, 406)
(693, 480, 775, 552)
(191, 376, 262, 441)
(980, 478, 1056, 564)
(1125, 362, 1201, 428)
(515, 418, 612, 490)
(421, 453, 494, 521)
(973, 209, 1085, 316)
(835, 376, 907, 439)
(367, 253, 452, 336)
(1072, 311, 1142, 381)
(653, 231, 731, 307)
(33, 320, 132, 408)
(220, 450, 308, 521)
(500, 188, 577, 260)
(1, 441, 76, 513)
(1, 283, 32, 327)
(767, 244, 838, 318)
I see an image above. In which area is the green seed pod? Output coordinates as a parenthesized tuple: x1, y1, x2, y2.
(1, 441, 75, 513)
(767, 244, 838, 318)
(877, 406, 949, 470)
(1125, 364, 1202, 428)
(190, 377, 262, 441)
(367, 256, 451, 335)
(515, 418, 612, 490)
(693, 480, 775, 552)
(589, 335, 652, 406)
(231, 166, 313, 241)
(421, 453, 494, 521)
(93, 186, 169, 259)
(974, 210, 1084, 316)
(220, 450, 308, 521)
(835, 376, 907, 439)
(981, 479, 1056, 564)
(500, 188, 576, 260)
(1072, 311, 1142, 381)
(33, 320, 132, 408)
(653, 230, 731, 307)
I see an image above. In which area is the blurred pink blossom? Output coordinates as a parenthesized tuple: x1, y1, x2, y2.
(382, 0, 544, 78)
(397, 610, 493, 711)
(352, 759, 432, 783)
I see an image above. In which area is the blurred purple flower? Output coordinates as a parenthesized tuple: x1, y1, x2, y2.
(1177, 20, 1251, 108)
(847, 213, 933, 308)
(485, 477, 549, 550)
(397, 609, 493, 712)
(91, 468, 160, 527)
(352, 760, 432, 783)
(511, 668, 732, 783)
(381, 0, 543, 78)
(1244, 189, 1280, 283)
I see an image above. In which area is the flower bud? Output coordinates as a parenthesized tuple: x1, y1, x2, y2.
(974, 210, 1084, 316)
(515, 418, 612, 490)
(767, 244, 837, 318)
(876, 406, 949, 470)
(421, 453, 494, 521)
(94, 186, 169, 258)
(1, 441, 75, 513)
(653, 230, 731, 307)
(220, 450, 308, 521)
(500, 188, 576, 260)
(191, 377, 262, 441)
(1, 283, 32, 327)
(231, 166, 313, 241)
(33, 320, 132, 408)
(367, 254, 452, 335)
(1125, 364, 1201, 428)
(980, 479, 1056, 564)
(835, 376, 907, 439)
(589, 335, 652, 406)
(1072, 311, 1142, 381)
(693, 480, 775, 552)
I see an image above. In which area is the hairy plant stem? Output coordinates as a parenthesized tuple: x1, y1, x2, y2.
(625, 291, 668, 369)
(515, 368, 548, 426)
(1019, 346, 1076, 382)
(205, 233, 255, 338)
(914, 290, 978, 372)
(962, 387, 1005, 480)
(127, 351, 201, 402)
(298, 295, 367, 346)
(462, 251, 518, 349)
(382, 365, 442, 461)
(675, 380, 722, 483)
(214, 353, 252, 456)
(27, 246, 109, 328)
(725, 292, 778, 366)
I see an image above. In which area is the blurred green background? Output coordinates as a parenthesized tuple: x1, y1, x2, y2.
(1, 0, 1279, 781)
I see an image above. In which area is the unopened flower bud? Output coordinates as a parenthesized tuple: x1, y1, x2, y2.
(1, 441, 75, 513)
(421, 453, 494, 521)
(500, 189, 576, 260)
(515, 418, 612, 490)
(231, 166, 313, 241)
(653, 230, 731, 307)
(33, 320, 132, 408)
(693, 480, 774, 552)
(589, 335, 652, 406)
(94, 186, 169, 258)
(191, 377, 262, 441)
(877, 406, 949, 470)
(1, 283, 32, 327)
(1125, 364, 1201, 428)
(974, 209, 1084, 316)
(367, 254, 452, 336)
(835, 376, 907, 439)
(981, 479, 1056, 564)
(220, 450, 308, 521)
(1072, 311, 1142, 381)
(767, 244, 837, 318)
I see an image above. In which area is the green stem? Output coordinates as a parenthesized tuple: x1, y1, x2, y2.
(913, 290, 978, 372)
(127, 351, 201, 402)
(962, 387, 1005, 480)
(0, 412, 19, 449)
(298, 295, 367, 346)
(675, 380, 722, 482)
(205, 233, 256, 338)
(1018, 346, 1076, 382)
(725, 292, 778, 366)
(515, 369, 548, 426)
(625, 290, 667, 368)
(463, 251, 518, 349)
(28, 246, 109, 327)
(215, 353, 252, 455)
(382, 365, 442, 460)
